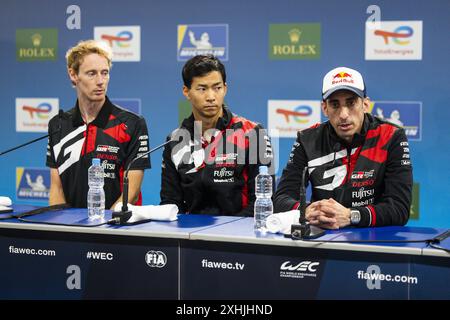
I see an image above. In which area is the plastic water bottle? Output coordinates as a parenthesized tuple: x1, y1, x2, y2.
(87, 158, 105, 220)
(254, 166, 273, 232)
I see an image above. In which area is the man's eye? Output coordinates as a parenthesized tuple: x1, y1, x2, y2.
(346, 99, 356, 107)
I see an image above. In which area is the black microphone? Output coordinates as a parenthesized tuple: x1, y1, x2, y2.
(109, 138, 174, 225)
(291, 142, 341, 240)
(0, 109, 65, 157)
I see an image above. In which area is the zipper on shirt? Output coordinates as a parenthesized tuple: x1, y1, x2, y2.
(345, 146, 352, 183)
(84, 123, 90, 155)
(336, 147, 353, 205)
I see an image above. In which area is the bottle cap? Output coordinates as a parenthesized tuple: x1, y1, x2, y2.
(92, 158, 100, 165)
(258, 166, 268, 174)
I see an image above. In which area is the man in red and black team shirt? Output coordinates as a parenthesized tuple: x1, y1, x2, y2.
(46, 40, 150, 209)
(274, 67, 413, 228)
(160, 55, 273, 216)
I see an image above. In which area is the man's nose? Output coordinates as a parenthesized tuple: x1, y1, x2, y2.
(96, 74, 106, 85)
(339, 106, 350, 119)
(205, 89, 215, 101)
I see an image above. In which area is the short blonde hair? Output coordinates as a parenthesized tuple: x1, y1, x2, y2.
(66, 40, 112, 74)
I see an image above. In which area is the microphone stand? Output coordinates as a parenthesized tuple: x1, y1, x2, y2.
(290, 166, 325, 240)
(0, 134, 50, 156)
(0, 109, 66, 157)
(110, 139, 173, 224)
(290, 142, 341, 240)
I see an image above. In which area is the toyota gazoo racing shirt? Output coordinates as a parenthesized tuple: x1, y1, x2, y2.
(160, 105, 273, 216)
(46, 97, 151, 209)
(274, 113, 413, 227)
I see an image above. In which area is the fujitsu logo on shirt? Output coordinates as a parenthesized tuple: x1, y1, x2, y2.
(213, 167, 234, 178)
(352, 187, 375, 199)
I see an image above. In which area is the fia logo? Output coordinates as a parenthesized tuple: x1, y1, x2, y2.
(145, 250, 167, 268)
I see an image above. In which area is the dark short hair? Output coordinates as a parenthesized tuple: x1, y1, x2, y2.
(182, 55, 226, 88)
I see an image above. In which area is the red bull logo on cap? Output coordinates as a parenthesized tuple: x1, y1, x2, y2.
(333, 72, 352, 79)
(332, 72, 354, 85)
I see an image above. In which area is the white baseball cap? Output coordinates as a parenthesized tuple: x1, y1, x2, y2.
(322, 67, 366, 100)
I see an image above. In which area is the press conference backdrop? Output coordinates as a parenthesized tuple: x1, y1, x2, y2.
(1, 0, 449, 228)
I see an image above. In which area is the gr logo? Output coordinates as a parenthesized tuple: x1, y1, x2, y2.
(145, 250, 167, 268)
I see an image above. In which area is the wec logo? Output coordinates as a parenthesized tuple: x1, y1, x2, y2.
(280, 261, 319, 272)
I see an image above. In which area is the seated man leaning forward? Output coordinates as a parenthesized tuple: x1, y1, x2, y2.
(274, 67, 413, 228)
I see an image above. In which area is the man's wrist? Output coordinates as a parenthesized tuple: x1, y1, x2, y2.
(350, 209, 361, 225)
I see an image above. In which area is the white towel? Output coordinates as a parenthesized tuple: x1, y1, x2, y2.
(0, 196, 12, 206)
(0, 205, 12, 213)
(266, 210, 300, 234)
(114, 203, 178, 223)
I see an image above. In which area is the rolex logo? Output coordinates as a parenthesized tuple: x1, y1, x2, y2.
(16, 28, 57, 61)
(31, 33, 42, 47)
(269, 23, 320, 60)
(288, 29, 301, 43)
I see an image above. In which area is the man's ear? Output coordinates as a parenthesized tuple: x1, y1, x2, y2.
(182, 85, 190, 100)
(68, 68, 77, 86)
(362, 97, 371, 113)
(321, 100, 328, 117)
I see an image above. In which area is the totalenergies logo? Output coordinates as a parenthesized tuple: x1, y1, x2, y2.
(22, 102, 51, 119)
(101, 31, 133, 47)
(374, 26, 413, 45)
(277, 105, 312, 123)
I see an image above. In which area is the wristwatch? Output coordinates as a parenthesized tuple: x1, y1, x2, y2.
(350, 209, 361, 225)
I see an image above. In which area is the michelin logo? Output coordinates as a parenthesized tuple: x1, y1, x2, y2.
(16, 168, 50, 200)
(372, 101, 422, 141)
(178, 24, 229, 61)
